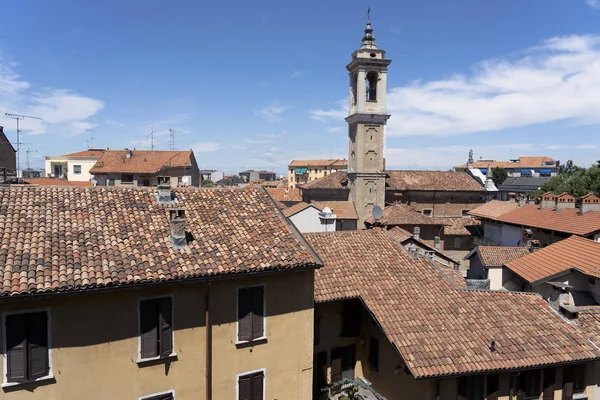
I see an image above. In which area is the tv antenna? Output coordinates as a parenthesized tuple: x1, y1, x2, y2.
(5, 113, 42, 180)
(169, 128, 180, 151)
(147, 121, 157, 151)
(25, 149, 37, 171)
(86, 128, 95, 149)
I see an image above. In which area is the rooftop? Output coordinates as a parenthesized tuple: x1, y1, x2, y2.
(60, 149, 106, 158)
(0, 186, 320, 297)
(281, 202, 315, 218)
(505, 235, 600, 284)
(306, 230, 600, 379)
(456, 156, 558, 170)
(266, 187, 302, 202)
(468, 200, 520, 219)
(311, 201, 358, 220)
(289, 159, 347, 168)
(90, 149, 194, 174)
(468, 246, 530, 267)
(20, 178, 94, 187)
(365, 203, 448, 226)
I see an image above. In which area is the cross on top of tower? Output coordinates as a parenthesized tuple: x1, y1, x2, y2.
(360, 11, 377, 50)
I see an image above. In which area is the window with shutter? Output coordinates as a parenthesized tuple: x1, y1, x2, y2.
(238, 370, 264, 400)
(237, 286, 265, 343)
(4, 310, 50, 384)
(139, 297, 173, 361)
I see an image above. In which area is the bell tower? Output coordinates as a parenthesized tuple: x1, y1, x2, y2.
(346, 18, 391, 226)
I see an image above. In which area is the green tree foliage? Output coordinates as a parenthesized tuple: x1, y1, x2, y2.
(201, 179, 215, 187)
(541, 164, 600, 198)
(491, 167, 508, 187)
(558, 159, 582, 176)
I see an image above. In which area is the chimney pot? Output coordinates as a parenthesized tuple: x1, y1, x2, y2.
(125, 148, 132, 158)
(413, 226, 420, 241)
(434, 236, 441, 249)
(169, 208, 187, 249)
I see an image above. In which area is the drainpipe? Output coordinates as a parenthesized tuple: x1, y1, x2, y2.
(206, 282, 212, 400)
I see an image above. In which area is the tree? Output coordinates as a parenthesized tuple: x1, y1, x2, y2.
(558, 159, 582, 176)
(541, 164, 600, 198)
(491, 167, 508, 187)
(201, 179, 214, 187)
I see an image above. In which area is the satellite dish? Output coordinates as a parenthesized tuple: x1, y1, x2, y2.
(372, 205, 383, 220)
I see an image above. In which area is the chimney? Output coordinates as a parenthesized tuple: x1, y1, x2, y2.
(434, 236, 441, 249)
(555, 193, 576, 211)
(413, 226, 420, 241)
(485, 164, 495, 190)
(540, 192, 557, 210)
(125, 148, 132, 158)
(580, 193, 600, 214)
(467, 149, 474, 170)
(169, 208, 187, 249)
(156, 180, 176, 204)
(518, 197, 527, 207)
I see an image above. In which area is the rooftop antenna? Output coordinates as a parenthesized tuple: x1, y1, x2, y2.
(25, 148, 37, 171)
(367, 5, 371, 20)
(5, 113, 42, 181)
(168, 128, 180, 151)
(147, 121, 156, 150)
(86, 128, 94, 149)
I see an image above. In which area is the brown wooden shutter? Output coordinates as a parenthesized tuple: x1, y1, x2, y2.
(239, 374, 251, 400)
(140, 299, 159, 359)
(238, 288, 252, 342)
(159, 297, 173, 357)
(331, 357, 342, 383)
(27, 312, 49, 380)
(252, 372, 264, 400)
(562, 382, 574, 400)
(251, 286, 264, 340)
(6, 313, 27, 383)
(543, 368, 555, 400)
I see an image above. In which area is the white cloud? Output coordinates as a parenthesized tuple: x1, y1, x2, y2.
(105, 118, 125, 127)
(328, 126, 344, 133)
(290, 69, 308, 79)
(255, 105, 287, 122)
(586, 0, 600, 9)
(310, 35, 600, 137)
(231, 144, 248, 150)
(190, 142, 222, 153)
(0, 53, 104, 136)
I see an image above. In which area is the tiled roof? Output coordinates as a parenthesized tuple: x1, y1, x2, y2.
(306, 230, 600, 378)
(505, 235, 600, 284)
(302, 170, 484, 192)
(266, 187, 302, 202)
(386, 170, 485, 192)
(289, 159, 347, 168)
(90, 150, 194, 174)
(300, 171, 349, 189)
(61, 149, 105, 158)
(579, 307, 600, 344)
(441, 217, 481, 236)
(475, 246, 530, 267)
(281, 202, 314, 217)
(22, 178, 94, 187)
(456, 156, 557, 170)
(0, 186, 320, 297)
(386, 226, 413, 242)
(387, 226, 460, 267)
(468, 200, 520, 219)
(495, 204, 600, 236)
(311, 201, 358, 220)
(365, 203, 446, 226)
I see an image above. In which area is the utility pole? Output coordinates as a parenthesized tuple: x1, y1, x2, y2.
(148, 121, 156, 151)
(5, 113, 42, 181)
(86, 129, 95, 149)
(25, 149, 37, 171)
(169, 129, 180, 151)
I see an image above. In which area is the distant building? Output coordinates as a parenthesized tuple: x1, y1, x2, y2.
(45, 149, 105, 182)
(497, 176, 551, 200)
(456, 155, 559, 177)
(280, 201, 358, 232)
(90, 149, 199, 187)
(0, 126, 16, 183)
(239, 170, 276, 183)
(216, 174, 243, 186)
(199, 169, 224, 183)
(287, 159, 347, 188)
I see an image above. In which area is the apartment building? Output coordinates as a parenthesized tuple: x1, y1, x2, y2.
(288, 160, 347, 188)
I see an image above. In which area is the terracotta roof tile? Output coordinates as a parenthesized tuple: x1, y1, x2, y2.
(366, 203, 447, 226)
(441, 217, 481, 236)
(61, 149, 105, 157)
(289, 159, 348, 168)
(0, 186, 320, 297)
(476, 246, 530, 267)
(456, 156, 557, 170)
(505, 236, 600, 284)
(266, 187, 302, 202)
(495, 204, 600, 236)
(282, 202, 314, 217)
(311, 201, 358, 220)
(468, 200, 520, 219)
(22, 178, 93, 187)
(300, 171, 349, 189)
(579, 307, 600, 344)
(90, 150, 194, 174)
(386, 226, 413, 242)
(306, 230, 600, 378)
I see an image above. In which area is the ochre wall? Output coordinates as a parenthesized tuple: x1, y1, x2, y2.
(0, 269, 314, 400)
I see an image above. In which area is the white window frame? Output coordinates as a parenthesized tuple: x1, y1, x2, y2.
(235, 284, 267, 345)
(137, 294, 176, 364)
(235, 368, 266, 400)
(73, 165, 82, 175)
(2, 307, 53, 387)
(139, 389, 176, 400)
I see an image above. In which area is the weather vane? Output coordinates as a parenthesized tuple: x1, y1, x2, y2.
(367, 5, 371, 20)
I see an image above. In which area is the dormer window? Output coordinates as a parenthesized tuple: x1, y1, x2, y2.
(366, 72, 378, 101)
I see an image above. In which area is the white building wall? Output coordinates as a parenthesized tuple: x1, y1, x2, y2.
(66, 159, 96, 182)
(488, 267, 503, 290)
(288, 207, 336, 233)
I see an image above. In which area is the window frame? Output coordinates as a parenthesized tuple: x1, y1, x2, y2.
(236, 368, 266, 400)
(137, 294, 176, 364)
(121, 174, 134, 184)
(2, 307, 53, 387)
(139, 389, 176, 400)
(422, 209, 433, 217)
(73, 165, 82, 175)
(236, 284, 267, 345)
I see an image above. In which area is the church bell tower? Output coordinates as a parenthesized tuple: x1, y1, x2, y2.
(346, 18, 391, 226)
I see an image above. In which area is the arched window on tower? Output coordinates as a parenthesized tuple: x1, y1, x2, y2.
(366, 72, 378, 101)
(351, 73, 358, 105)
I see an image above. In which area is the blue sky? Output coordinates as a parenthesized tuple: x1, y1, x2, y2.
(1, 0, 599, 175)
